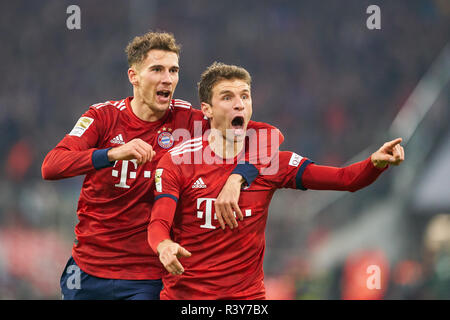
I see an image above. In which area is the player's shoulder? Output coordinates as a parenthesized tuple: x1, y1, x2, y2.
(247, 120, 279, 131)
(69, 99, 126, 132)
(246, 121, 284, 148)
(170, 99, 204, 118)
(85, 98, 128, 117)
(171, 98, 193, 110)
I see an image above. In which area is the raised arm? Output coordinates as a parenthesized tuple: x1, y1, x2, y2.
(302, 138, 404, 192)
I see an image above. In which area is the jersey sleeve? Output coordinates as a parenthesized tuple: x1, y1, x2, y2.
(261, 152, 387, 192)
(153, 152, 184, 201)
(259, 151, 314, 190)
(301, 156, 387, 192)
(147, 153, 183, 253)
(41, 107, 112, 180)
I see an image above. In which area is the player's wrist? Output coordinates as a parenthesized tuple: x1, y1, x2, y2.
(231, 162, 259, 187)
(157, 239, 174, 255)
(92, 148, 115, 169)
(107, 147, 118, 162)
(228, 174, 245, 185)
(370, 154, 388, 169)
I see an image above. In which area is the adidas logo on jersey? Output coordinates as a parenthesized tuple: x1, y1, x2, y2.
(192, 177, 207, 189)
(110, 134, 125, 145)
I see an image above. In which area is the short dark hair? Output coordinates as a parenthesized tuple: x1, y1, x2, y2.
(198, 62, 252, 104)
(125, 31, 181, 67)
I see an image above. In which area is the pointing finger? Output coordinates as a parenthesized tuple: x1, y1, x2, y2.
(384, 138, 403, 150)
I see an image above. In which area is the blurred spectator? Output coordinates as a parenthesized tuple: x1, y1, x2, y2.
(5, 139, 34, 182)
(420, 214, 450, 299)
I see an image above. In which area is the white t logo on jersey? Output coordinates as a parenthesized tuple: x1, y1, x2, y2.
(112, 160, 138, 188)
(197, 198, 216, 229)
(196, 198, 251, 229)
(111, 160, 152, 188)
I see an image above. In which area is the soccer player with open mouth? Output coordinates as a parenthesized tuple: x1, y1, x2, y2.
(42, 32, 281, 300)
(148, 62, 405, 300)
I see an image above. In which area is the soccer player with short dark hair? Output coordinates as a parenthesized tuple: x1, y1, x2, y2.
(41, 33, 279, 300)
(147, 62, 405, 299)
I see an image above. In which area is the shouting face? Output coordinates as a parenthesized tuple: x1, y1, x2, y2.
(129, 49, 180, 119)
(202, 78, 252, 142)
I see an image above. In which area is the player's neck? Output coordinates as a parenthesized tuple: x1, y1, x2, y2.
(207, 129, 244, 159)
(130, 95, 166, 122)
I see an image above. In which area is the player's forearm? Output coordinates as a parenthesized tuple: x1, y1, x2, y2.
(147, 197, 177, 253)
(41, 147, 98, 180)
(302, 157, 386, 192)
(148, 221, 172, 254)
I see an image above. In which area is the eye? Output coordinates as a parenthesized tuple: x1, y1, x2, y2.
(241, 94, 249, 100)
(152, 67, 162, 72)
(170, 68, 179, 74)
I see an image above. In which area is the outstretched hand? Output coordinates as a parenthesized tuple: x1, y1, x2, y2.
(157, 239, 192, 275)
(371, 138, 405, 169)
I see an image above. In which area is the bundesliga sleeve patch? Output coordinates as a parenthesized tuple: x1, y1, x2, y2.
(155, 168, 163, 192)
(69, 116, 94, 137)
(289, 153, 303, 167)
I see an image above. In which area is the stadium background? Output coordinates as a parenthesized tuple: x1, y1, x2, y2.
(0, 0, 449, 299)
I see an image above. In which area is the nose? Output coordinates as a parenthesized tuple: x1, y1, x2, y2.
(233, 98, 245, 111)
(161, 70, 173, 84)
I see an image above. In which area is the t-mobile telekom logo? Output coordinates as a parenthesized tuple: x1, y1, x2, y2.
(196, 198, 251, 229)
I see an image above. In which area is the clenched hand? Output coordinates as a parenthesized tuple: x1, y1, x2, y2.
(107, 138, 156, 165)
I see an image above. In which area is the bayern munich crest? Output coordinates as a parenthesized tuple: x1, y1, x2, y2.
(157, 128, 174, 149)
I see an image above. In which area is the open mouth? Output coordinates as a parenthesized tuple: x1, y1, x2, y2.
(231, 116, 244, 128)
(156, 90, 171, 98)
(231, 116, 245, 137)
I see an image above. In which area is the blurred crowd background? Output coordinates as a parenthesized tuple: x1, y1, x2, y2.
(0, 0, 449, 299)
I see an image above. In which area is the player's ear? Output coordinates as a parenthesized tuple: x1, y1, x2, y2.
(201, 102, 213, 119)
(128, 67, 139, 86)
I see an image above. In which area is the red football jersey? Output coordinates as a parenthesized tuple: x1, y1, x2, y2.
(42, 97, 282, 280)
(150, 138, 312, 299)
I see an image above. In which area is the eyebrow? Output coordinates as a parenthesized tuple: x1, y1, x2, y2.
(218, 88, 250, 95)
(149, 64, 179, 70)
